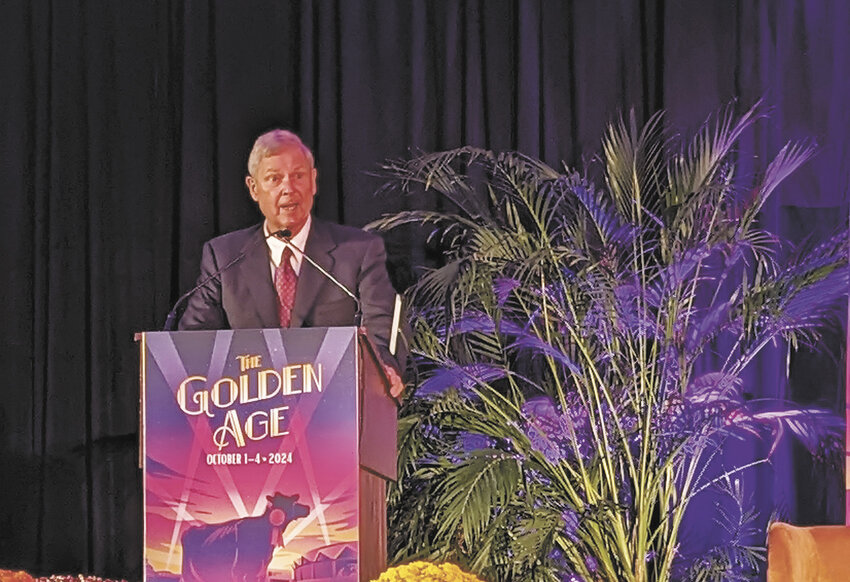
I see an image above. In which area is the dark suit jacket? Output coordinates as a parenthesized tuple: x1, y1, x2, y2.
(179, 218, 405, 371)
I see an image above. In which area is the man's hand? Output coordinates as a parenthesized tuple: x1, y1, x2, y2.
(381, 364, 405, 398)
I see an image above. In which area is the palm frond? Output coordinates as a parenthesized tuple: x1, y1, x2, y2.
(416, 362, 509, 397)
(376, 146, 494, 218)
(666, 101, 763, 206)
(433, 450, 523, 546)
(740, 139, 818, 225)
(601, 109, 667, 219)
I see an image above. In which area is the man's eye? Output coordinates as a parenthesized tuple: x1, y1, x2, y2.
(266, 175, 281, 184)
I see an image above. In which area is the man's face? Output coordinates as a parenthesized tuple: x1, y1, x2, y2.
(246, 144, 317, 236)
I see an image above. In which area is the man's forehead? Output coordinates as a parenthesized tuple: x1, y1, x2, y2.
(260, 147, 313, 171)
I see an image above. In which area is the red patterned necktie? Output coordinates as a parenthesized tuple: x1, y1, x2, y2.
(274, 247, 297, 327)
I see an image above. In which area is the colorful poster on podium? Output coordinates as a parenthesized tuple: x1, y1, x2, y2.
(140, 328, 360, 582)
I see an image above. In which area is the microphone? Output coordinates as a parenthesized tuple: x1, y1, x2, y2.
(162, 228, 280, 331)
(273, 229, 363, 327)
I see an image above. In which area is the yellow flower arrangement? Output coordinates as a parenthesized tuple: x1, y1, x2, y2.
(372, 561, 486, 582)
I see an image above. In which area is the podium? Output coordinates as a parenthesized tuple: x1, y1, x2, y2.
(137, 328, 397, 582)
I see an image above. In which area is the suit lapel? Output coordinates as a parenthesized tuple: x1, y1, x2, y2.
(291, 219, 337, 327)
(233, 225, 279, 328)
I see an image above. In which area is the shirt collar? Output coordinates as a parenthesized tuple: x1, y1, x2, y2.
(264, 215, 312, 272)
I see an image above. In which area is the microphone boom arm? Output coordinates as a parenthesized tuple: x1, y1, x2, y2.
(274, 230, 363, 327)
(163, 228, 280, 331)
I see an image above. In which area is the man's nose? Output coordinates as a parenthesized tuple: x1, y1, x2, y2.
(278, 174, 293, 192)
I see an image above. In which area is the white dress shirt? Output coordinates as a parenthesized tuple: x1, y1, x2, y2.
(264, 214, 312, 278)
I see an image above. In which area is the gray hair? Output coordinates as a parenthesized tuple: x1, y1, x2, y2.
(246, 129, 314, 177)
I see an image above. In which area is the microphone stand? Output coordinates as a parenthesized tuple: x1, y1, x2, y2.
(162, 228, 281, 331)
(273, 230, 363, 327)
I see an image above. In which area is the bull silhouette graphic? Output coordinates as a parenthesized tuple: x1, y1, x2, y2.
(180, 492, 310, 582)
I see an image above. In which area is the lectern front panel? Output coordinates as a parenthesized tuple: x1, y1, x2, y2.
(139, 328, 362, 582)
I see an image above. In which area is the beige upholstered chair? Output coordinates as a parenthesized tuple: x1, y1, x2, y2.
(767, 522, 850, 581)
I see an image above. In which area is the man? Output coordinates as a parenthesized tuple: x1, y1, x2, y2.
(179, 129, 405, 396)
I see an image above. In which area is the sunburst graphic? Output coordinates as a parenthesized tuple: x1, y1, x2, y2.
(141, 329, 361, 579)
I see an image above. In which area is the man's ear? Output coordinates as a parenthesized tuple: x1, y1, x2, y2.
(246, 175, 258, 201)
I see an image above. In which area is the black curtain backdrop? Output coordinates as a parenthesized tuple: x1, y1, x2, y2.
(1, 1, 848, 579)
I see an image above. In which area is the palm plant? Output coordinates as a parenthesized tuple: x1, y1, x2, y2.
(370, 103, 848, 582)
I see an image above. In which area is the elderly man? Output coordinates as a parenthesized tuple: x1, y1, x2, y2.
(179, 129, 404, 395)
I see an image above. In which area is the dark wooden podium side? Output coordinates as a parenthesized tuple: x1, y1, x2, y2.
(356, 331, 399, 581)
